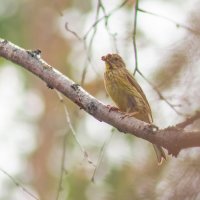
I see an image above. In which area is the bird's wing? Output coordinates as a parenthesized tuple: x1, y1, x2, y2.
(124, 69, 153, 123)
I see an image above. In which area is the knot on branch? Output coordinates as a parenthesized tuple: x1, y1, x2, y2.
(87, 102, 97, 114)
(71, 83, 80, 91)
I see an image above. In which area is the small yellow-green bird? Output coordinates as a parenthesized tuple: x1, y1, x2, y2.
(102, 53, 166, 164)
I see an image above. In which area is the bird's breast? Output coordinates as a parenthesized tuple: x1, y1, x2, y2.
(104, 70, 136, 112)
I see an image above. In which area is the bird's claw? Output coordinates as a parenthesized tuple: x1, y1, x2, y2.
(120, 111, 139, 119)
(106, 105, 119, 112)
(148, 124, 159, 132)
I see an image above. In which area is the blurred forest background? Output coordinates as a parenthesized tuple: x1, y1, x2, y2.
(1, 0, 200, 199)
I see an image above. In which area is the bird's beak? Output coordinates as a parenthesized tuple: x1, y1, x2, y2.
(101, 56, 106, 61)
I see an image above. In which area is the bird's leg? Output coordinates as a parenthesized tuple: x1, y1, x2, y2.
(106, 105, 119, 112)
(120, 111, 139, 119)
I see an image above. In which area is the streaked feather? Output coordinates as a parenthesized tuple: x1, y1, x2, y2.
(102, 53, 166, 164)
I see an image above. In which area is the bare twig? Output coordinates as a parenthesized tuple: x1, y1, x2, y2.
(64, 1, 128, 85)
(0, 168, 40, 200)
(138, 7, 200, 36)
(99, 0, 119, 53)
(87, 0, 102, 52)
(130, 3, 194, 115)
(57, 92, 95, 167)
(83, 0, 128, 40)
(55, 131, 67, 200)
(65, 23, 82, 41)
(55, 91, 95, 199)
(80, 0, 102, 85)
(64, 22, 100, 85)
(136, 69, 188, 117)
(91, 132, 114, 182)
(131, 4, 192, 116)
(1, 39, 200, 157)
(133, 0, 139, 74)
(176, 111, 200, 129)
(81, 0, 127, 85)
(55, 92, 68, 200)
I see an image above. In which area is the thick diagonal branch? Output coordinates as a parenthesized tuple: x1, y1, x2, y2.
(0, 39, 200, 156)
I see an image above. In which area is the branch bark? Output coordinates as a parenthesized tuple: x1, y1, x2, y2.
(0, 39, 200, 157)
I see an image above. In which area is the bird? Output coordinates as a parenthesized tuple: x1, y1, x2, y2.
(102, 53, 166, 164)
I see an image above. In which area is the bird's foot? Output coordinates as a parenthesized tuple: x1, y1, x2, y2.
(120, 111, 139, 119)
(106, 105, 119, 112)
(148, 124, 159, 132)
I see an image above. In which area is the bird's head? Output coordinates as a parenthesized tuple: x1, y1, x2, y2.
(101, 53, 126, 70)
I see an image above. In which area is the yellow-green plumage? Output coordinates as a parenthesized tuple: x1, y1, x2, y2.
(102, 53, 166, 164)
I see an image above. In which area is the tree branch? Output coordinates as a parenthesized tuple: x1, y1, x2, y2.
(0, 39, 200, 157)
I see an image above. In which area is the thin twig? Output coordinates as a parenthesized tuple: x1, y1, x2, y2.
(56, 91, 95, 167)
(64, 20, 101, 86)
(81, 41, 101, 85)
(91, 132, 114, 182)
(64, 22, 100, 86)
(55, 132, 67, 200)
(136, 69, 188, 117)
(87, 0, 102, 51)
(81, 0, 127, 85)
(80, 0, 102, 85)
(55, 92, 68, 200)
(83, 0, 128, 40)
(65, 23, 82, 41)
(133, 0, 139, 74)
(64, 103, 93, 165)
(138, 8, 200, 36)
(176, 111, 200, 129)
(65, 1, 128, 85)
(131, 5, 197, 116)
(100, 0, 119, 53)
(0, 168, 40, 200)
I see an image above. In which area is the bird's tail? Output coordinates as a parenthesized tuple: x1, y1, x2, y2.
(152, 144, 166, 165)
